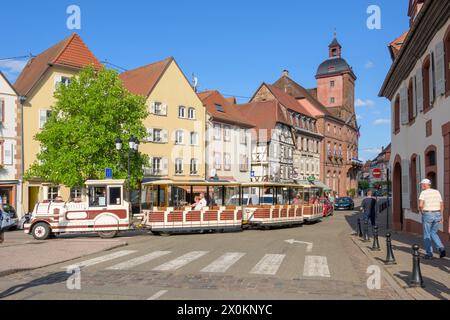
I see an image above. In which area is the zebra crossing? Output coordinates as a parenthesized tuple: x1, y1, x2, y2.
(62, 250, 332, 278)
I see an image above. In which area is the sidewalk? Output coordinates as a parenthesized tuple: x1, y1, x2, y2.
(0, 231, 128, 277)
(348, 205, 450, 300)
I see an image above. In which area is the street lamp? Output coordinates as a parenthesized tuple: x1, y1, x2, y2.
(115, 136, 140, 208)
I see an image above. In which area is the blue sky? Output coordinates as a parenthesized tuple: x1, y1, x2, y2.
(0, 0, 409, 162)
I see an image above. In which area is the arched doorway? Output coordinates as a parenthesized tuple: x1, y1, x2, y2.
(393, 155, 403, 230)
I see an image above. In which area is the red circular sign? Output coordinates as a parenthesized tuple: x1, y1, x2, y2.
(372, 169, 382, 178)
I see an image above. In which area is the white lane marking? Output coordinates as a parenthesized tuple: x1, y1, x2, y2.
(106, 251, 172, 270)
(201, 252, 246, 273)
(64, 250, 136, 269)
(152, 251, 209, 271)
(250, 254, 285, 275)
(147, 290, 168, 300)
(303, 256, 331, 278)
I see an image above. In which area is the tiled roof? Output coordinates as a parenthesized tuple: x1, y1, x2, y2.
(388, 31, 409, 61)
(199, 90, 254, 128)
(264, 84, 314, 118)
(15, 33, 102, 96)
(234, 100, 291, 143)
(119, 57, 173, 97)
(272, 75, 330, 116)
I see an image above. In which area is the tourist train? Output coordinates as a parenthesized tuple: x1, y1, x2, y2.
(24, 179, 325, 240)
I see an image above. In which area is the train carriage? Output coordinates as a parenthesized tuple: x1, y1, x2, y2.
(241, 183, 324, 228)
(141, 180, 244, 234)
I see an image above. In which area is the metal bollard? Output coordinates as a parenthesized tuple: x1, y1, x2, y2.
(357, 218, 363, 238)
(363, 219, 370, 242)
(385, 233, 397, 265)
(371, 226, 381, 251)
(409, 244, 425, 288)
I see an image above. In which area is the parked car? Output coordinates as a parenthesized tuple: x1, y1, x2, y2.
(334, 197, 355, 211)
(1, 204, 19, 230)
(320, 198, 334, 217)
(17, 213, 31, 230)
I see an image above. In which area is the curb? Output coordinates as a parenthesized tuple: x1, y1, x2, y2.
(350, 236, 414, 300)
(0, 241, 128, 278)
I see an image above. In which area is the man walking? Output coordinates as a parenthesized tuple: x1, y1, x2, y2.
(419, 179, 446, 259)
(361, 190, 377, 228)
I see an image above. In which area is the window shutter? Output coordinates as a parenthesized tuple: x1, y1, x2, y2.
(162, 158, 169, 176)
(391, 99, 396, 134)
(0, 99, 4, 124)
(147, 128, 154, 142)
(54, 75, 62, 89)
(162, 104, 168, 116)
(400, 87, 408, 125)
(150, 102, 155, 114)
(39, 110, 48, 129)
(416, 67, 424, 113)
(415, 155, 422, 201)
(3, 143, 13, 165)
(401, 159, 411, 209)
(429, 52, 435, 104)
(162, 129, 169, 143)
(412, 76, 417, 118)
(435, 41, 445, 96)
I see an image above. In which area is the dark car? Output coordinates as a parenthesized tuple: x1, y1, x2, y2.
(334, 197, 355, 211)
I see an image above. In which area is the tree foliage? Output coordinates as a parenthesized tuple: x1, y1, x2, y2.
(25, 66, 149, 188)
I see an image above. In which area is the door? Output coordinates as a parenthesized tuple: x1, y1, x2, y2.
(28, 187, 40, 214)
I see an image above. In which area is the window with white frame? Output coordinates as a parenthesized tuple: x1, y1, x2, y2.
(154, 102, 162, 115)
(0, 99, 4, 125)
(188, 107, 196, 119)
(214, 152, 222, 170)
(48, 186, 59, 201)
(240, 129, 247, 145)
(190, 159, 199, 175)
(70, 187, 82, 200)
(190, 132, 199, 146)
(153, 158, 162, 175)
(39, 110, 52, 129)
(223, 125, 231, 141)
(240, 154, 249, 172)
(175, 158, 183, 175)
(224, 153, 231, 171)
(153, 129, 162, 143)
(175, 130, 184, 145)
(213, 123, 221, 140)
(178, 106, 186, 118)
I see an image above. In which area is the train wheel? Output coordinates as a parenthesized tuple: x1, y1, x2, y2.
(32, 223, 50, 241)
(98, 231, 118, 239)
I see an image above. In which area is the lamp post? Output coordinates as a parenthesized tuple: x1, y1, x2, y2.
(115, 136, 140, 207)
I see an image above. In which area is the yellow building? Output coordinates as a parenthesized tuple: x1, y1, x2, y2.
(120, 58, 206, 181)
(14, 33, 102, 214)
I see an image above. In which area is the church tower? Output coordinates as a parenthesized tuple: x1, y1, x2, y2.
(315, 35, 357, 126)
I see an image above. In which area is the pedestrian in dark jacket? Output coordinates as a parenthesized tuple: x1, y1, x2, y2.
(361, 190, 377, 227)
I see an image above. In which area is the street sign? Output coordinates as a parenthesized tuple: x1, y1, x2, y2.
(372, 168, 382, 179)
(105, 168, 113, 179)
(250, 171, 255, 178)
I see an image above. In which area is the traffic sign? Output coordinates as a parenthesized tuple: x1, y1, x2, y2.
(250, 171, 255, 178)
(372, 168, 382, 179)
(105, 168, 113, 179)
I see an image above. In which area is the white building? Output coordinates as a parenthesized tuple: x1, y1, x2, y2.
(380, 0, 450, 241)
(0, 72, 22, 215)
(199, 91, 253, 182)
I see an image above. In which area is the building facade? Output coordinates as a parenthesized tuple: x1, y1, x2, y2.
(14, 33, 103, 214)
(250, 82, 322, 183)
(380, 0, 450, 240)
(120, 58, 206, 181)
(0, 72, 22, 215)
(272, 38, 361, 196)
(198, 90, 253, 182)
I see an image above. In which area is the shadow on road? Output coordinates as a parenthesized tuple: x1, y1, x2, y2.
(0, 271, 71, 299)
(394, 271, 450, 300)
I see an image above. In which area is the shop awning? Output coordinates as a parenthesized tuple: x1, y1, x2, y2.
(311, 180, 332, 191)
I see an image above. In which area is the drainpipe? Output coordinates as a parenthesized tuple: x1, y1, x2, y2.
(19, 96, 26, 215)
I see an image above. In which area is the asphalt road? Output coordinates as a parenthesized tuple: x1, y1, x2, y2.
(0, 209, 402, 300)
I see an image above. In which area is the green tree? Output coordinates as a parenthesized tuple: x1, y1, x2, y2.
(25, 66, 149, 188)
(358, 180, 370, 191)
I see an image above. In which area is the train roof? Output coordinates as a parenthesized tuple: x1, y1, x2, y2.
(142, 180, 241, 187)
